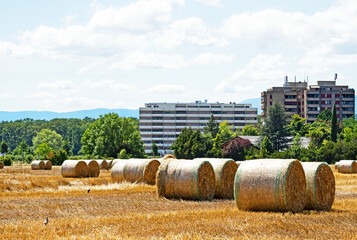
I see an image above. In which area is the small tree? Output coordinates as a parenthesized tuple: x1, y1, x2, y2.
(222, 137, 253, 161)
(171, 127, 205, 159)
(218, 121, 236, 143)
(331, 104, 337, 142)
(317, 109, 332, 121)
(260, 136, 274, 154)
(260, 102, 291, 151)
(35, 143, 53, 160)
(290, 114, 308, 136)
(151, 142, 159, 156)
(241, 125, 259, 136)
(204, 114, 219, 138)
(1, 140, 8, 154)
(118, 149, 130, 159)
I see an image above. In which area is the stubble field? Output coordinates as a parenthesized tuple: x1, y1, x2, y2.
(0, 165, 357, 239)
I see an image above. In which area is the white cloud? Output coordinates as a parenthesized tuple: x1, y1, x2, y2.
(37, 80, 76, 90)
(193, 53, 234, 65)
(194, 0, 222, 7)
(142, 84, 186, 94)
(111, 52, 187, 70)
(216, 54, 286, 93)
(88, 0, 184, 31)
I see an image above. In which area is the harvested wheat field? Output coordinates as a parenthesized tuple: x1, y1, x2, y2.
(0, 164, 357, 239)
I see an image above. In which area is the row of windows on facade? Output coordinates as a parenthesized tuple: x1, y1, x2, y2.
(140, 117, 256, 121)
(270, 93, 354, 100)
(139, 122, 251, 126)
(145, 105, 252, 109)
(140, 111, 257, 115)
(308, 114, 353, 118)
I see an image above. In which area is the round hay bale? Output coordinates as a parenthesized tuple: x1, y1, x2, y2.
(337, 160, 357, 173)
(236, 161, 243, 168)
(156, 159, 216, 201)
(301, 162, 335, 211)
(96, 160, 108, 170)
(31, 160, 46, 170)
(111, 159, 161, 185)
(44, 160, 52, 170)
(194, 158, 237, 199)
(112, 159, 120, 167)
(163, 154, 176, 160)
(334, 161, 340, 170)
(61, 160, 89, 178)
(106, 160, 113, 169)
(234, 159, 306, 212)
(84, 160, 100, 177)
(0, 161, 3, 169)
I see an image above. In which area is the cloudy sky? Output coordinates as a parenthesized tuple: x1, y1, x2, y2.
(0, 0, 356, 112)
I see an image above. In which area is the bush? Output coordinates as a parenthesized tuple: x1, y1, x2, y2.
(25, 154, 34, 163)
(14, 155, 23, 161)
(46, 149, 68, 165)
(0, 155, 13, 166)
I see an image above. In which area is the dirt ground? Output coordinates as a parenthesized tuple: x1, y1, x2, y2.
(0, 165, 356, 239)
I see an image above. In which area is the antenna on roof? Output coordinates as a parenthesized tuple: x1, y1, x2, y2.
(294, 76, 296, 82)
(307, 76, 309, 86)
(334, 73, 338, 81)
(284, 76, 288, 83)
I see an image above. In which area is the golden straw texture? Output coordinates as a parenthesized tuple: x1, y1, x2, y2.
(194, 158, 237, 199)
(61, 160, 89, 178)
(31, 160, 46, 170)
(234, 159, 306, 212)
(337, 160, 357, 173)
(44, 160, 52, 170)
(301, 162, 335, 211)
(95, 160, 108, 170)
(156, 159, 216, 201)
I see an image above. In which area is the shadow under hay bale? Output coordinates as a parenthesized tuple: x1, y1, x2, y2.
(156, 159, 216, 201)
(194, 158, 237, 199)
(111, 159, 161, 185)
(44, 160, 52, 170)
(61, 160, 89, 178)
(301, 162, 335, 211)
(337, 160, 357, 174)
(234, 159, 306, 213)
(84, 160, 100, 177)
(95, 160, 108, 170)
(31, 160, 46, 170)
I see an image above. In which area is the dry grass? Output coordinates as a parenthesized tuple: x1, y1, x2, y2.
(0, 164, 357, 239)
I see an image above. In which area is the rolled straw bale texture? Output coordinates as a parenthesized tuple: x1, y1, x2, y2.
(234, 159, 306, 212)
(194, 158, 237, 199)
(111, 159, 161, 185)
(96, 160, 108, 170)
(112, 159, 120, 167)
(31, 160, 46, 170)
(163, 154, 176, 160)
(61, 160, 89, 178)
(84, 160, 100, 177)
(301, 162, 335, 211)
(156, 159, 216, 201)
(44, 160, 52, 170)
(236, 161, 243, 168)
(337, 160, 357, 173)
(0, 161, 3, 169)
(334, 162, 340, 170)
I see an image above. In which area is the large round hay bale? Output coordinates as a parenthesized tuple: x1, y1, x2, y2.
(0, 161, 3, 169)
(301, 162, 335, 211)
(163, 154, 176, 160)
(96, 160, 108, 170)
(334, 161, 340, 170)
(44, 160, 52, 170)
(194, 158, 237, 199)
(106, 160, 113, 169)
(337, 160, 357, 173)
(112, 159, 120, 167)
(61, 160, 89, 178)
(156, 159, 216, 201)
(111, 159, 161, 185)
(84, 160, 100, 177)
(31, 160, 46, 170)
(236, 161, 243, 168)
(234, 159, 306, 212)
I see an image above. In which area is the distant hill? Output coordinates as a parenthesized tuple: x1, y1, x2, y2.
(0, 108, 139, 121)
(239, 98, 261, 114)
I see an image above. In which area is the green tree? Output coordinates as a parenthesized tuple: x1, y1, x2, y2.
(118, 149, 130, 159)
(151, 142, 159, 156)
(204, 134, 223, 158)
(81, 113, 144, 158)
(218, 121, 236, 143)
(35, 142, 53, 160)
(290, 134, 302, 159)
(331, 104, 338, 142)
(171, 127, 205, 159)
(241, 125, 259, 136)
(33, 129, 63, 151)
(290, 114, 308, 136)
(260, 136, 274, 154)
(317, 109, 332, 121)
(12, 140, 29, 155)
(204, 114, 219, 138)
(62, 140, 73, 156)
(260, 102, 291, 151)
(1, 140, 9, 153)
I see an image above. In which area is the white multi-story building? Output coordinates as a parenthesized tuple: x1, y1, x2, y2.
(139, 100, 258, 155)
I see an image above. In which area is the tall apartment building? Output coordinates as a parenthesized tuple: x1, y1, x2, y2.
(261, 75, 355, 123)
(139, 101, 258, 155)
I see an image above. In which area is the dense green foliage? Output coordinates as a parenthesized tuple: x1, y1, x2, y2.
(81, 113, 144, 158)
(171, 127, 206, 159)
(331, 104, 338, 142)
(151, 142, 159, 157)
(204, 114, 219, 138)
(241, 125, 259, 136)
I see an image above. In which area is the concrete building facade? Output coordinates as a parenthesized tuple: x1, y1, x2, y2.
(139, 101, 258, 155)
(261, 75, 355, 123)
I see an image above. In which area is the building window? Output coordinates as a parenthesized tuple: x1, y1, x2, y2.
(270, 95, 272, 99)
(270, 102, 272, 106)
(327, 94, 332, 98)
(335, 94, 340, 98)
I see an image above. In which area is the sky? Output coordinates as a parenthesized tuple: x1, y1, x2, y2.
(0, 0, 356, 112)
